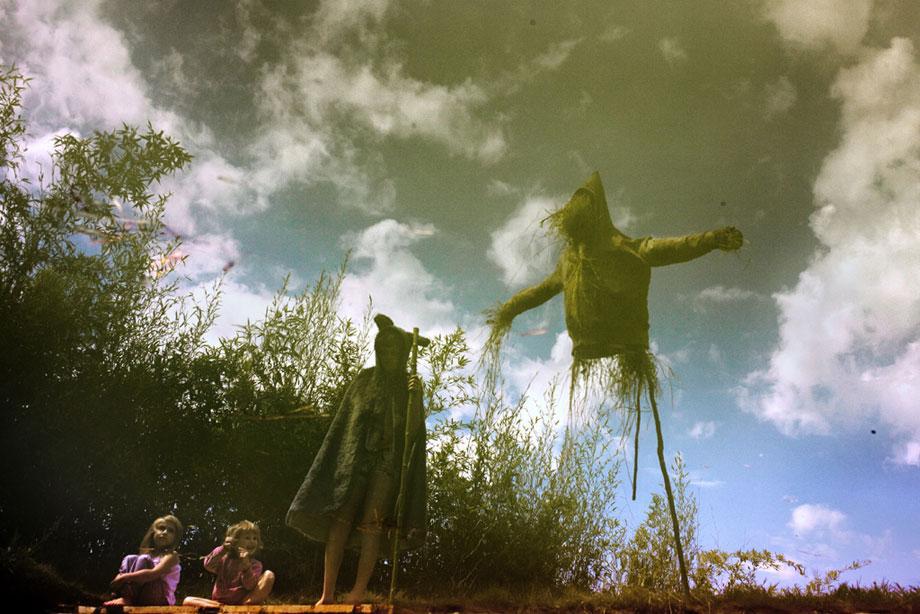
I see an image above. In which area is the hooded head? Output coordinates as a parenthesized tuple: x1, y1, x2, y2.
(547, 171, 626, 244)
(373, 313, 430, 375)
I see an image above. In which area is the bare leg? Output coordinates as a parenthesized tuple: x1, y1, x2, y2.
(109, 553, 155, 605)
(316, 519, 351, 606)
(344, 530, 382, 603)
(243, 570, 275, 605)
(346, 470, 393, 604)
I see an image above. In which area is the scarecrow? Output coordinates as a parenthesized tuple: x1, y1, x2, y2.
(287, 314, 428, 605)
(486, 172, 742, 597)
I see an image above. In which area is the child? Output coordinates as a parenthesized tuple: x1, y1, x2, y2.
(183, 520, 275, 607)
(105, 514, 183, 606)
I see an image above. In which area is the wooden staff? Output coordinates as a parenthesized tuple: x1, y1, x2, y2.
(388, 327, 420, 605)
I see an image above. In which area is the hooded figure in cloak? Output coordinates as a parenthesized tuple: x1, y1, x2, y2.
(287, 314, 428, 605)
(486, 171, 742, 597)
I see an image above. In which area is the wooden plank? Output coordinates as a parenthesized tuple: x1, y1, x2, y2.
(73, 604, 393, 614)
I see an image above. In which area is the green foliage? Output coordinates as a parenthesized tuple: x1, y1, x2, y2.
(0, 67, 362, 594)
(693, 548, 805, 595)
(419, 327, 476, 417)
(617, 453, 698, 593)
(804, 559, 869, 595)
(215, 265, 371, 421)
(0, 67, 27, 171)
(0, 68, 201, 574)
(403, 376, 623, 595)
(1, 68, 625, 600)
(0, 67, 900, 607)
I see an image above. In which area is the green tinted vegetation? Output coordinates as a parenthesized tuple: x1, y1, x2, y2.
(1, 68, 912, 611)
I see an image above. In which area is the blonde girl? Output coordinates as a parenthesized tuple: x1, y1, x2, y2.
(105, 514, 183, 606)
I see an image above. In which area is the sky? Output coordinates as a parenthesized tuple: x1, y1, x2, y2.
(2, 0, 920, 587)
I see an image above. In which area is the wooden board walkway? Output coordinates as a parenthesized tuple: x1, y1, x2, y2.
(72, 606, 392, 614)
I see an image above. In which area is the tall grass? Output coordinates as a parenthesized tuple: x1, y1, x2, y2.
(401, 374, 623, 596)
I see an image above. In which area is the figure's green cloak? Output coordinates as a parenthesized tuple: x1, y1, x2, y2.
(286, 336, 426, 554)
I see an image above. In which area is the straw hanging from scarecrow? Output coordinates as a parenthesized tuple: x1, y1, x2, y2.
(485, 172, 743, 598)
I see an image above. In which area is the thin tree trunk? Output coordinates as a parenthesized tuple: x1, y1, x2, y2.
(631, 385, 641, 501)
(648, 385, 691, 599)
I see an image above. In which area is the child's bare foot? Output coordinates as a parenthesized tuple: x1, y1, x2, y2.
(103, 597, 126, 606)
(315, 594, 333, 606)
(342, 591, 364, 604)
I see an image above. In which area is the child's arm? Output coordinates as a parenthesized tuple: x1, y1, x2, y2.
(237, 553, 263, 591)
(203, 543, 230, 573)
(111, 552, 179, 586)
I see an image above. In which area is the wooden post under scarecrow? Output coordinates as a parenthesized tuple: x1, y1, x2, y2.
(486, 171, 743, 599)
(287, 314, 429, 606)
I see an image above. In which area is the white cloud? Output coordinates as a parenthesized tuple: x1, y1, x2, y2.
(234, 1, 263, 64)
(486, 179, 518, 197)
(738, 39, 920, 462)
(788, 503, 846, 537)
(658, 37, 688, 66)
(783, 504, 892, 573)
(534, 39, 582, 71)
(697, 285, 759, 303)
(762, 0, 872, 55)
(599, 24, 629, 43)
(765, 75, 797, 119)
(488, 196, 560, 288)
(689, 420, 717, 440)
(151, 48, 193, 100)
(666, 347, 691, 365)
(6, 0, 150, 129)
(612, 206, 637, 232)
(892, 440, 920, 466)
(505, 332, 576, 425)
(250, 9, 507, 214)
(707, 343, 724, 366)
(694, 285, 759, 312)
(497, 38, 585, 96)
(339, 219, 456, 337)
(312, 0, 390, 44)
(5, 0, 505, 223)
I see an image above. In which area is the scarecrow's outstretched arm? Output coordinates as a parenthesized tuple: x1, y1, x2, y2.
(489, 265, 563, 328)
(640, 226, 742, 267)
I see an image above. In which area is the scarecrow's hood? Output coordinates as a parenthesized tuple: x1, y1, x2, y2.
(571, 171, 627, 240)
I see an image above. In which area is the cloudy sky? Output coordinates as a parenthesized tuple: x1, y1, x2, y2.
(3, 0, 919, 586)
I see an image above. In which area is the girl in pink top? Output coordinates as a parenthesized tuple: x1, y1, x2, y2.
(104, 515, 183, 606)
(183, 520, 275, 607)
